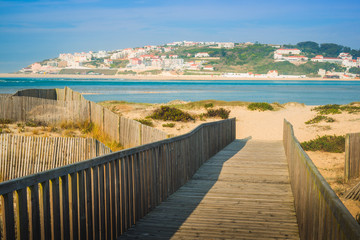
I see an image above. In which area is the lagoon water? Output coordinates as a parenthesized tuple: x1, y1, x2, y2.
(0, 77, 360, 105)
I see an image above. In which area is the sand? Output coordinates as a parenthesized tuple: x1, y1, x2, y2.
(102, 101, 360, 218)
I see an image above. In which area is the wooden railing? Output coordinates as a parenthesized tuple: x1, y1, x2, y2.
(283, 120, 360, 240)
(345, 132, 360, 181)
(0, 135, 111, 182)
(0, 118, 235, 239)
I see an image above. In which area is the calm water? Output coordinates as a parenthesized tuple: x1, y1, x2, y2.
(1, 77, 360, 105)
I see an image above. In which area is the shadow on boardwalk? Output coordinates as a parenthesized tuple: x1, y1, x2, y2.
(118, 138, 251, 239)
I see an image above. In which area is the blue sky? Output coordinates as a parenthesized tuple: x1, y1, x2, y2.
(1, 0, 360, 72)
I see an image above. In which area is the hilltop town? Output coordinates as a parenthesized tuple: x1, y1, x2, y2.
(19, 41, 360, 79)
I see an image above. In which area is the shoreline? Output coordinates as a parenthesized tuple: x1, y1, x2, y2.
(1, 73, 359, 81)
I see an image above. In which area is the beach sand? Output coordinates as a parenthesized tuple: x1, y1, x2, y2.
(101, 101, 360, 218)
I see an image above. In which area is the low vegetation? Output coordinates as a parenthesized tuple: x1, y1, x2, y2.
(301, 135, 345, 153)
(247, 102, 274, 111)
(0, 119, 13, 124)
(305, 115, 335, 124)
(312, 103, 360, 115)
(1, 120, 123, 151)
(135, 118, 154, 127)
(204, 103, 214, 109)
(149, 106, 194, 122)
(205, 108, 231, 119)
(162, 123, 175, 128)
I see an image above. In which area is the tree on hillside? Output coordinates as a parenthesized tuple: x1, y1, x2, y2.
(320, 43, 344, 57)
(296, 41, 320, 54)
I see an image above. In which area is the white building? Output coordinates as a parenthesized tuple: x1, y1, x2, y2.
(217, 42, 235, 48)
(275, 48, 301, 55)
(195, 52, 210, 58)
(282, 56, 308, 62)
(311, 55, 342, 64)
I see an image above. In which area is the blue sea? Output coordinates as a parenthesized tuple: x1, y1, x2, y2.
(0, 77, 360, 105)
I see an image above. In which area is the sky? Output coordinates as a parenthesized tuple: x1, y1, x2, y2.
(1, 0, 360, 73)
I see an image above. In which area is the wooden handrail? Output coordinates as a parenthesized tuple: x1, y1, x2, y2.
(0, 118, 236, 239)
(283, 119, 360, 240)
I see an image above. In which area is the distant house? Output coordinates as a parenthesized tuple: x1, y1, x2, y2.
(203, 65, 214, 71)
(339, 52, 352, 60)
(311, 55, 342, 64)
(188, 64, 200, 70)
(195, 52, 210, 58)
(283, 56, 308, 62)
(104, 59, 113, 65)
(130, 58, 142, 65)
(267, 70, 279, 77)
(217, 42, 235, 48)
(275, 48, 301, 55)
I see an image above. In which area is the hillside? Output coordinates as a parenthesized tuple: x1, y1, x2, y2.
(19, 40, 360, 78)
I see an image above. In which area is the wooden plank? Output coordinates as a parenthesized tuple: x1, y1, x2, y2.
(30, 184, 41, 240)
(85, 168, 93, 240)
(78, 170, 86, 239)
(92, 165, 100, 240)
(70, 172, 79, 240)
(51, 178, 61, 240)
(99, 164, 106, 240)
(41, 181, 51, 240)
(4, 192, 15, 240)
(61, 175, 70, 240)
(119, 140, 299, 239)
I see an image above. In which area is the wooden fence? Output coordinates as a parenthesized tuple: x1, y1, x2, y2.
(345, 132, 360, 181)
(0, 118, 235, 240)
(0, 135, 111, 182)
(283, 120, 360, 240)
(0, 87, 168, 148)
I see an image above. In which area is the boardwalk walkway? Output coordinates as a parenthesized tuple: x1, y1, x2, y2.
(119, 139, 300, 239)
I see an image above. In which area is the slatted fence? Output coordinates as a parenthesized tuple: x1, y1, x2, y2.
(0, 118, 235, 239)
(283, 120, 360, 240)
(0, 87, 168, 148)
(345, 132, 360, 181)
(0, 135, 111, 182)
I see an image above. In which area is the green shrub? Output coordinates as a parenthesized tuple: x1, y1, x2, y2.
(0, 119, 13, 124)
(247, 102, 274, 111)
(204, 103, 214, 109)
(25, 119, 47, 127)
(301, 135, 345, 153)
(149, 106, 194, 122)
(135, 118, 154, 127)
(205, 108, 231, 119)
(80, 121, 94, 134)
(312, 104, 341, 115)
(305, 115, 335, 124)
(162, 123, 175, 128)
(340, 104, 360, 114)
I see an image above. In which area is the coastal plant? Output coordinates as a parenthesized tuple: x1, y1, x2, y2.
(247, 102, 274, 111)
(135, 118, 154, 127)
(204, 103, 214, 109)
(25, 119, 47, 127)
(301, 135, 345, 153)
(205, 108, 231, 119)
(312, 104, 341, 115)
(305, 115, 335, 124)
(149, 106, 194, 122)
(0, 119, 13, 124)
(162, 123, 175, 128)
(313, 104, 360, 115)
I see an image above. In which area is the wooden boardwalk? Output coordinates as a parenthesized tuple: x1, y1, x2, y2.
(119, 139, 300, 239)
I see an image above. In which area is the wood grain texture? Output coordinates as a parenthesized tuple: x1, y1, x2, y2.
(119, 139, 300, 239)
(284, 120, 360, 240)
